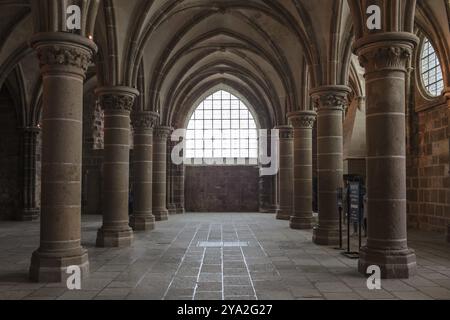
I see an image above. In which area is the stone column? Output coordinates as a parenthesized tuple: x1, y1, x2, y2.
(174, 162, 186, 214)
(130, 111, 159, 231)
(169, 132, 185, 214)
(167, 139, 177, 215)
(310, 85, 350, 245)
(275, 126, 294, 220)
(20, 126, 41, 221)
(259, 129, 278, 214)
(355, 33, 419, 278)
(96, 86, 138, 247)
(258, 173, 272, 213)
(153, 126, 171, 221)
(29, 32, 96, 282)
(271, 174, 280, 213)
(287, 111, 317, 229)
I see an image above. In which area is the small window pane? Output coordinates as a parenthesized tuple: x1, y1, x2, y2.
(204, 101, 212, 109)
(204, 110, 212, 119)
(222, 91, 231, 99)
(204, 149, 213, 158)
(231, 100, 239, 109)
(240, 120, 249, 129)
(204, 120, 213, 129)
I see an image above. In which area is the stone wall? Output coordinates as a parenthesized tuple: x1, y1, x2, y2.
(407, 102, 449, 232)
(185, 165, 259, 212)
(343, 98, 367, 179)
(0, 87, 20, 220)
(82, 90, 103, 215)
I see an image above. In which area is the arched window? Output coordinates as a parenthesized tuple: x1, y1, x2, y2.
(185, 90, 258, 162)
(420, 38, 444, 97)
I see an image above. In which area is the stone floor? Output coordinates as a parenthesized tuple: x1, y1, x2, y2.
(1, 213, 450, 300)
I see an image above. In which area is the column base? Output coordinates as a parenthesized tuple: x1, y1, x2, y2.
(96, 227, 134, 247)
(313, 226, 343, 245)
(290, 216, 312, 230)
(447, 225, 450, 243)
(130, 214, 155, 231)
(154, 209, 169, 221)
(19, 208, 40, 221)
(259, 205, 279, 214)
(176, 207, 185, 214)
(29, 249, 89, 283)
(358, 246, 417, 279)
(167, 204, 177, 215)
(276, 209, 291, 221)
(265, 206, 280, 214)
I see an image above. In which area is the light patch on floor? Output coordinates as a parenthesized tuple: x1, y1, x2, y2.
(197, 241, 249, 247)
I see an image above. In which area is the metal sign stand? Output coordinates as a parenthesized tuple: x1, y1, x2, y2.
(335, 188, 344, 251)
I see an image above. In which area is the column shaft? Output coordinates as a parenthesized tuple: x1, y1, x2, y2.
(29, 32, 96, 282)
(275, 126, 294, 220)
(259, 174, 271, 213)
(153, 127, 171, 221)
(259, 130, 278, 214)
(96, 86, 138, 247)
(288, 111, 317, 229)
(167, 139, 177, 215)
(174, 162, 185, 214)
(355, 33, 419, 278)
(130, 111, 159, 231)
(311, 86, 350, 245)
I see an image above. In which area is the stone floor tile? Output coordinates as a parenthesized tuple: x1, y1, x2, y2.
(194, 292, 223, 300)
(391, 291, 433, 300)
(315, 282, 353, 293)
(354, 288, 396, 299)
(323, 292, 363, 300)
(57, 290, 99, 300)
(417, 286, 450, 299)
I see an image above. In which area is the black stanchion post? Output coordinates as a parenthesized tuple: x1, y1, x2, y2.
(338, 206, 343, 249)
(335, 187, 343, 251)
(358, 213, 362, 250)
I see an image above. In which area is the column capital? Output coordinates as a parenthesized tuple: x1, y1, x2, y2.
(22, 126, 41, 134)
(154, 126, 172, 139)
(275, 125, 294, 139)
(354, 32, 419, 73)
(310, 85, 351, 111)
(132, 111, 159, 131)
(96, 86, 139, 113)
(30, 32, 97, 76)
(287, 110, 317, 129)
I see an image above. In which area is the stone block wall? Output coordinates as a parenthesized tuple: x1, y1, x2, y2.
(407, 102, 450, 233)
(82, 90, 103, 215)
(185, 165, 259, 212)
(0, 87, 20, 220)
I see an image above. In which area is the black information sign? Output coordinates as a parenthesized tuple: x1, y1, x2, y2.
(349, 181, 362, 223)
(341, 175, 365, 259)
